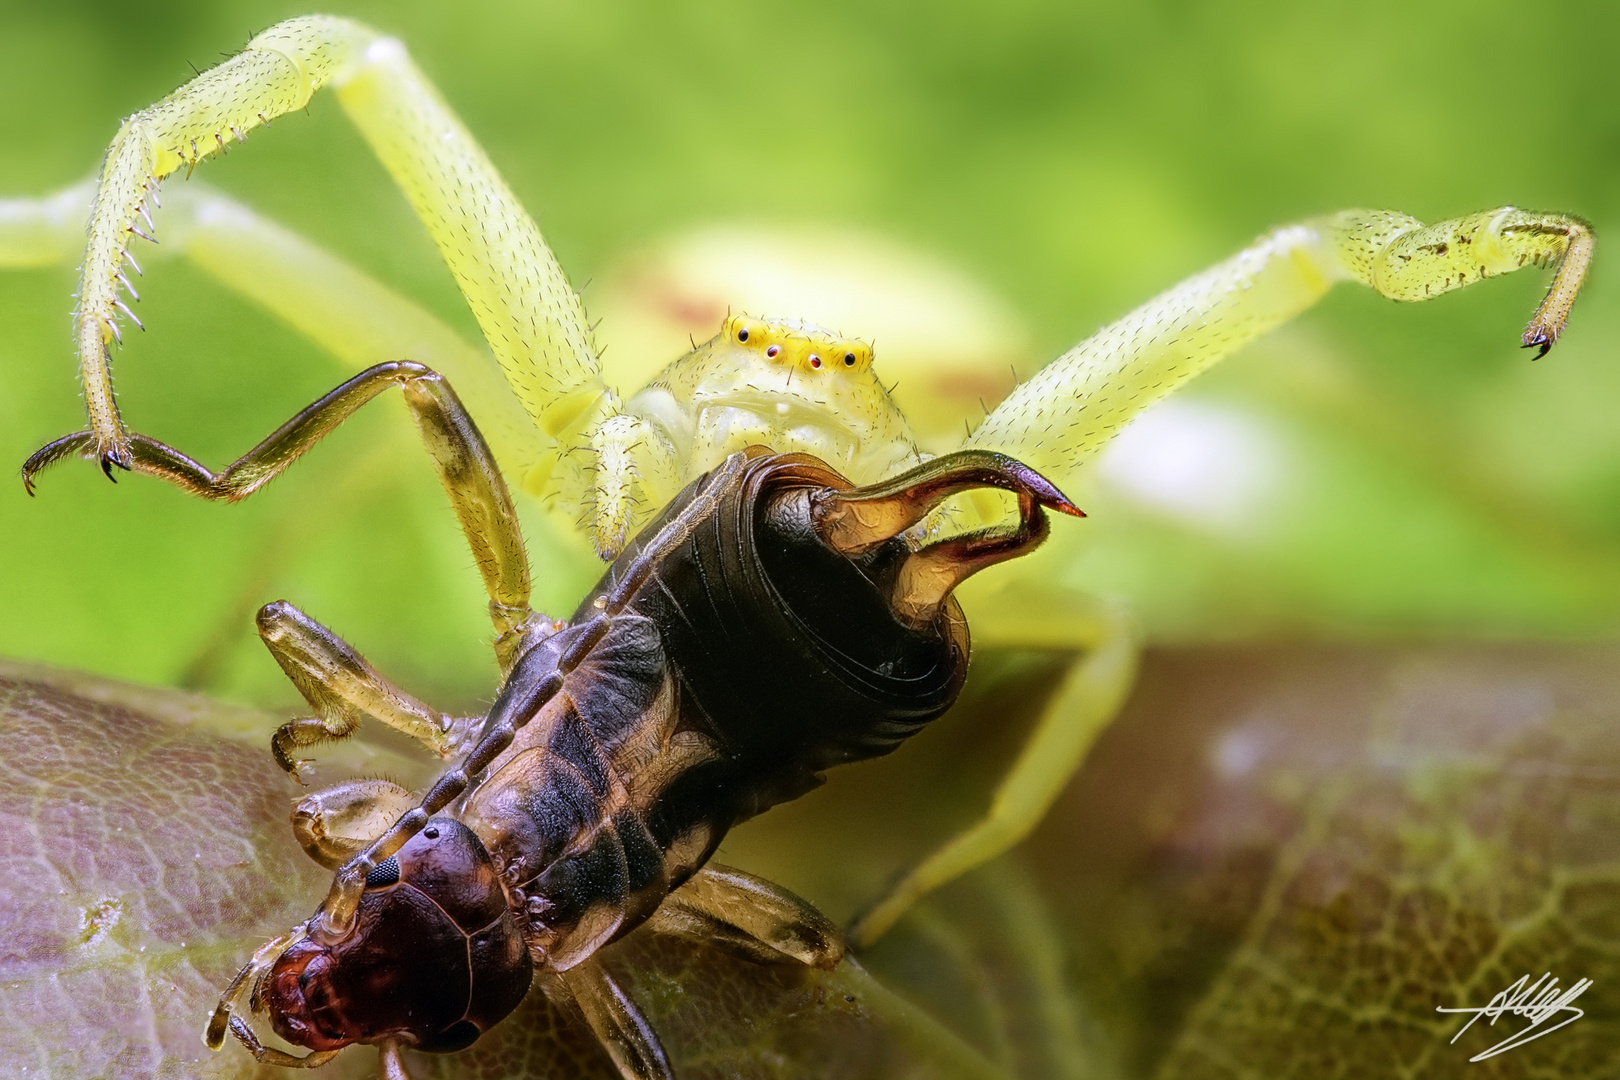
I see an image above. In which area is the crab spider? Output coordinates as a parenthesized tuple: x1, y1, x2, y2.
(3, 15, 1592, 953)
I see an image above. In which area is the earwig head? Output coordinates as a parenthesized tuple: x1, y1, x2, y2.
(259, 818, 531, 1054)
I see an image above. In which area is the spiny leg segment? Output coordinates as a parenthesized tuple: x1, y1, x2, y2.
(0, 180, 542, 472)
(67, 15, 603, 483)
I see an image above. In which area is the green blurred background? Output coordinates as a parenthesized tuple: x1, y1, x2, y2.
(2, 0, 1618, 714)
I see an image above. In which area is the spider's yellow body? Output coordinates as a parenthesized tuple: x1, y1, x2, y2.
(579, 314, 919, 554)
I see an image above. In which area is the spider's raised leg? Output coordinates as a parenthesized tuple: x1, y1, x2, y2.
(56, 16, 608, 491)
(26, 362, 541, 667)
(849, 589, 1137, 947)
(851, 205, 1598, 944)
(967, 206, 1594, 490)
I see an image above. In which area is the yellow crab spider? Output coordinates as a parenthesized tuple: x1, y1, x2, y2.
(3, 15, 1592, 950)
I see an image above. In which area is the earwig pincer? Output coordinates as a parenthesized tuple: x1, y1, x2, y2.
(27, 360, 1081, 1078)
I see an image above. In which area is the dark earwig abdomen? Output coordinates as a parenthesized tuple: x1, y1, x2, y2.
(461, 453, 971, 970)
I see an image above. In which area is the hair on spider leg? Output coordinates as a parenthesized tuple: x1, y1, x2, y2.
(113, 300, 144, 331)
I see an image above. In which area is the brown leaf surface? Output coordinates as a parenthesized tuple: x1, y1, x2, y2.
(1019, 645, 1620, 1078)
(3, 646, 1617, 1078)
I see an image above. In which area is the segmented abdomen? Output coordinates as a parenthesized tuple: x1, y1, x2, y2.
(461, 612, 724, 970)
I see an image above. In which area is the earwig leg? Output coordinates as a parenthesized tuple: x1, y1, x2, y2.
(257, 599, 455, 777)
(206, 925, 307, 1050)
(645, 863, 844, 969)
(224, 1016, 341, 1069)
(25, 361, 541, 668)
(313, 453, 755, 939)
(378, 1040, 413, 1080)
(557, 958, 674, 1080)
(849, 589, 1138, 948)
(292, 779, 418, 870)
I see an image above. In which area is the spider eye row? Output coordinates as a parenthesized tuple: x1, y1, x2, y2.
(725, 316, 871, 373)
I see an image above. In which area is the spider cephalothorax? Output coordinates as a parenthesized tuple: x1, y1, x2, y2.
(562, 312, 921, 556)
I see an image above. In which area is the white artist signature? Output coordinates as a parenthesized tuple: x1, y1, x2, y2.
(1436, 972, 1593, 1061)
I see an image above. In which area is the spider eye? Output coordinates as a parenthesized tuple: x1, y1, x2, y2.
(737, 328, 749, 342)
(810, 354, 822, 368)
(844, 352, 856, 366)
(766, 345, 780, 358)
